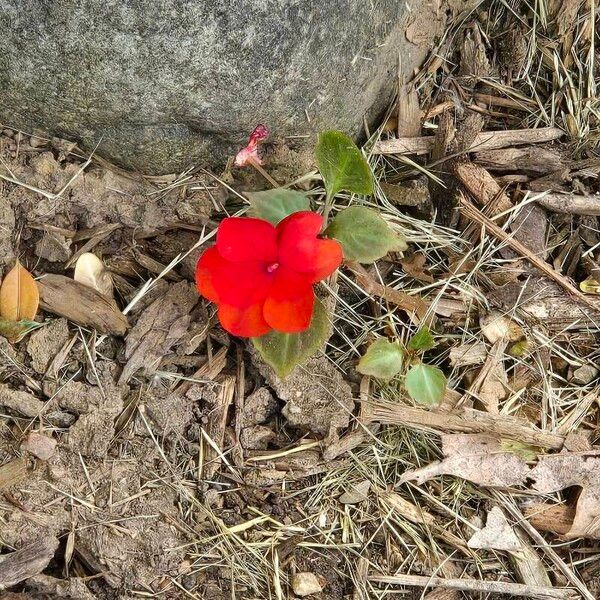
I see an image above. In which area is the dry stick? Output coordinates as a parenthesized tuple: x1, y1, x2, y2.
(534, 192, 600, 216)
(347, 262, 431, 325)
(368, 574, 576, 600)
(373, 127, 563, 156)
(366, 402, 564, 450)
(458, 196, 600, 313)
(249, 157, 279, 187)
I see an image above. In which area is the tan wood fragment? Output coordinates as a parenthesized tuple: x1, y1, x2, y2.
(0, 537, 59, 590)
(366, 401, 564, 450)
(534, 192, 600, 216)
(38, 274, 128, 335)
(373, 127, 563, 156)
(524, 503, 575, 536)
(369, 574, 576, 600)
(454, 162, 513, 214)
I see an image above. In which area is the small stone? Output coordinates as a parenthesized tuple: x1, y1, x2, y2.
(570, 365, 599, 385)
(21, 432, 57, 460)
(2, 128, 14, 137)
(291, 572, 323, 597)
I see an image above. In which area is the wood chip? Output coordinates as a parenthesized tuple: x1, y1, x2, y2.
(534, 192, 600, 216)
(373, 127, 563, 156)
(367, 401, 564, 450)
(0, 537, 59, 590)
(38, 274, 128, 335)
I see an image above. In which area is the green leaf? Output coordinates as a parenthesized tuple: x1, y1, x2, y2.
(408, 327, 437, 352)
(245, 188, 311, 225)
(326, 206, 407, 263)
(315, 131, 374, 200)
(357, 338, 404, 380)
(252, 297, 330, 378)
(405, 363, 446, 406)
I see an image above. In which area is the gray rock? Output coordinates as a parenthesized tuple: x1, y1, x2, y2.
(0, 1, 434, 174)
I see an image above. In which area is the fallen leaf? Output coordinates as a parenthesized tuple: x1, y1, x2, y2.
(449, 342, 487, 367)
(530, 451, 600, 539)
(468, 341, 508, 413)
(468, 506, 522, 552)
(74, 252, 113, 297)
(400, 253, 434, 283)
(0, 261, 39, 321)
(401, 434, 529, 488)
(480, 311, 524, 344)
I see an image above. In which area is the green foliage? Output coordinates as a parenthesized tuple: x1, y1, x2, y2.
(315, 131, 373, 201)
(245, 188, 310, 225)
(326, 206, 407, 263)
(407, 327, 436, 352)
(357, 338, 404, 380)
(252, 297, 329, 378)
(405, 363, 446, 406)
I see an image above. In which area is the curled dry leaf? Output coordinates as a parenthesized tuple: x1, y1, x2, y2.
(74, 252, 113, 297)
(530, 451, 600, 539)
(480, 310, 524, 344)
(0, 261, 39, 322)
(401, 434, 530, 488)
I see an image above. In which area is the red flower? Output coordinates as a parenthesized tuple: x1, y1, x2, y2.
(195, 211, 342, 337)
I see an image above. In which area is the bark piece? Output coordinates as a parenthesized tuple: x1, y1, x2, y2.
(374, 127, 564, 155)
(0, 537, 59, 590)
(38, 274, 128, 335)
(367, 401, 564, 450)
(119, 281, 197, 384)
(534, 193, 600, 216)
(474, 147, 567, 174)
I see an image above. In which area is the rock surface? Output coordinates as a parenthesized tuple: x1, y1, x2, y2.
(0, 1, 439, 173)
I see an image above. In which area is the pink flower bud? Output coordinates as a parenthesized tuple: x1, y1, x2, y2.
(234, 124, 269, 167)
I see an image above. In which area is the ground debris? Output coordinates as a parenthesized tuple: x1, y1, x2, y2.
(467, 506, 522, 552)
(119, 280, 198, 383)
(0, 537, 59, 591)
(21, 432, 56, 461)
(401, 433, 530, 488)
(254, 353, 354, 437)
(26, 317, 70, 374)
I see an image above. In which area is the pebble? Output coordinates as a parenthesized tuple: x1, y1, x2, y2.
(21, 432, 57, 460)
(291, 572, 323, 597)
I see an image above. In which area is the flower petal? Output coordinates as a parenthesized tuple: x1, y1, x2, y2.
(263, 268, 315, 333)
(217, 217, 278, 263)
(195, 246, 223, 302)
(218, 302, 271, 337)
(277, 211, 342, 281)
(304, 239, 343, 282)
(197, 246, 273, 307)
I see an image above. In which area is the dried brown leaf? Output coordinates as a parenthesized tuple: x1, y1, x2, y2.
(0, 261, 39, 321)
(401, 434, 530, 488)
(530, 451, 600, 539)
(468, 506, 522, 552)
